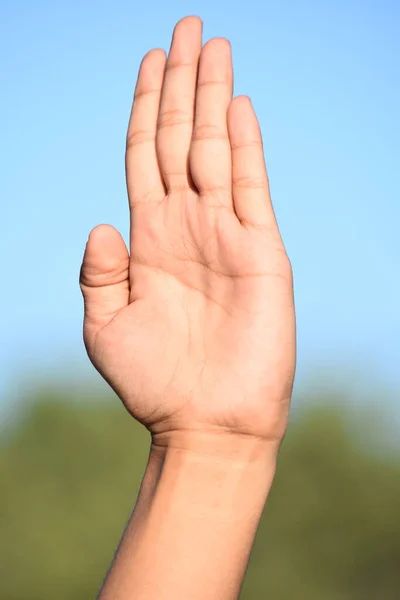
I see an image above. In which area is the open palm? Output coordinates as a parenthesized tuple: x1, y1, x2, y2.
(80, 17, 296, 445)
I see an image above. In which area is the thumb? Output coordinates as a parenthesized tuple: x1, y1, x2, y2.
(80, 224, 130, 345)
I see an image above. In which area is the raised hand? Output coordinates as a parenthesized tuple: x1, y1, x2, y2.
(80, 16, 296, 450)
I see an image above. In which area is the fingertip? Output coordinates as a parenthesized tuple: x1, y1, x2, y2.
(203, 37, 231, 53)
(81, 224, 129, 290)
(227, 95, 259, 141)
(141, 48, 167, 67)
(80, 223, 130, 335)
(229, 95, 252, 114)
(175, 15, 203, 30)
(170, 16, 203, 50)
(87, 223, 118, 243)
(84, 224, 128, 265)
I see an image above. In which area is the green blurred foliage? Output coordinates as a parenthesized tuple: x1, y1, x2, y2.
(0, 388, 399, 599)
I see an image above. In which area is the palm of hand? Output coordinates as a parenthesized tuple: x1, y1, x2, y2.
(80, 17, 295, 443)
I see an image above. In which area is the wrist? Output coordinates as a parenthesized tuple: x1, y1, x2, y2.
(150, 428, 279, 469)
(107, 427, 278, 600)
(147, 430, 277, 545)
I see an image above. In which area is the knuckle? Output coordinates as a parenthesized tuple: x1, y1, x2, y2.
(128, 185, 165, 208)
(134, 88, 161, 100)
(80, 257, 129, 289)
(197, 79, 227, 89)
(166, 60, 194, 72)
(126, 129, 155, 150)
(232, 175, 267, 189)
(198, 183, 230, 195)
(231, 139, 262, 151)
(192, 123, 228, 142)
(157, 108, 192, 130)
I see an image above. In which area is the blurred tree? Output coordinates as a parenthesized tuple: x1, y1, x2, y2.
(0, 388, 399, 599)
(243, 404, 400, 599)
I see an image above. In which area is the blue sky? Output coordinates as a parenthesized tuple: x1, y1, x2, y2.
(1, 0, 399, 413)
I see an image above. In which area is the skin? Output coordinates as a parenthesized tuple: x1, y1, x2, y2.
(80, 15, 296, 600)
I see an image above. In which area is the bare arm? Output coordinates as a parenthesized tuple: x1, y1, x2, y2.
(99, 435, 277, 600)
(80, 15, 296, 600)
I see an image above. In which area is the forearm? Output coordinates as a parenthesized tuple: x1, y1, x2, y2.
(98, 432, 278, 600)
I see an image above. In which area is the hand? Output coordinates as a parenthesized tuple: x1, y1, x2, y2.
(80, 16, 296, 448)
